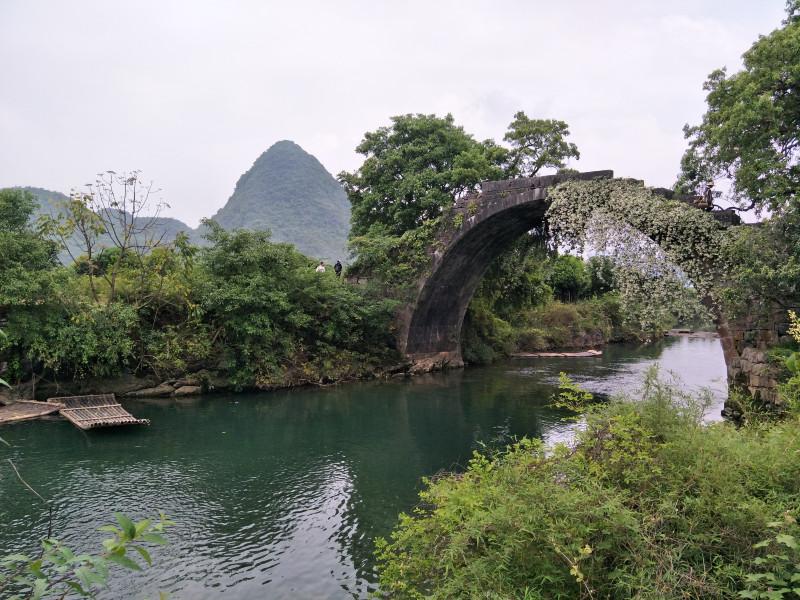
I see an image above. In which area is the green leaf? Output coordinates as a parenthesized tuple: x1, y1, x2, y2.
(139, 533, 167, 545)
(106, 552, 141, 571)
(2, 554, 30, 563)
(98, 525, 120, 534)
(64, 580, 88, 596)
(32, 577, 48, 600)
(132, 545, 152, 566)
(776, 534, 798, 550)
(134, 519, 152, 537)
(114, 513, 136, 540)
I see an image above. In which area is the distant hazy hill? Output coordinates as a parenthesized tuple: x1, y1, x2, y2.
(14, 141, 351, 263)
(208, 140, 350, 261)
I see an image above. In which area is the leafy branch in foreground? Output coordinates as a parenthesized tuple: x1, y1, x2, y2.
(0, 512, 173, 599)
(739, 513, 800, 599)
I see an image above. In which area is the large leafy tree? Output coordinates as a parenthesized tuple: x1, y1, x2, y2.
(503, 111, 580, 178)
(0, 188, 59, 309)
(340, 113, 506, 237)
(678, 3, 799, 211)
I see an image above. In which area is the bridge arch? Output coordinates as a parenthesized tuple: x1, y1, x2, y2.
(396, 172, 788, 409)
(397, 170, 613, 367)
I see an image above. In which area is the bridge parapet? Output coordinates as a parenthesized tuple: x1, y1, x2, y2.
(480, 169, 615, 195)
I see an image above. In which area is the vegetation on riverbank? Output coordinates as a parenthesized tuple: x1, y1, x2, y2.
(0, 185, 398, 396)
(375, 369, 800, 599)
(461, 253, 710, 365)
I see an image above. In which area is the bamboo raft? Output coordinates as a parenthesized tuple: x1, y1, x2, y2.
(0, 400, 62, 425)
(48, 394, 150, 430)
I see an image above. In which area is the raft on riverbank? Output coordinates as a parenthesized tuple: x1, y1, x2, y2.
(0, 400, 62, 425)
(48, 394, 150, 430)
(511, 349, 603, 358)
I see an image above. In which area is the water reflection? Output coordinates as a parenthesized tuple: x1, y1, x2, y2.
(0, 336, 726, 598)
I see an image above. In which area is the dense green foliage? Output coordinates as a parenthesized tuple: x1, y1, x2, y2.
(197, 222, 397, 387)
(546, 255, 590, 302)
(718, 210, 800, 318)
(376, 370, 800, 599)
(0, 189, 61, 310)
(0, 192, 398, 390)
(340, 114, 507, 239)
(678, 4, 799, 211)
(770, 310, 800, 410)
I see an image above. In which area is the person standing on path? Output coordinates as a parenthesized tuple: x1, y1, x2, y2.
(334, 260, 342, 277)
(315, 261, 326, 273)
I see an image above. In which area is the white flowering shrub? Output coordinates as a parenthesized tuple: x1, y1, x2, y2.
(546, 179, 724, 331)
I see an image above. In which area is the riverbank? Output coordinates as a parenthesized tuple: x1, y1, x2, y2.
(0, 338, 729, 598)
(2, 331, 719, 405)
(0, 360, 410, 403)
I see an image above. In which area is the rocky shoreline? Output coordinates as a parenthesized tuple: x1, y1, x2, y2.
(1, 332, 721, 406)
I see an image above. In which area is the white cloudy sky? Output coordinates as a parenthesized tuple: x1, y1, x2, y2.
(0, 0, 788, 226)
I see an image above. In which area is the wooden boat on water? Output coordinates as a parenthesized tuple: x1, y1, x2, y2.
(511, 349, 603, 358)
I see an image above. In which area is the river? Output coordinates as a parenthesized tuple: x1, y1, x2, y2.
(0, 336, 726, 599)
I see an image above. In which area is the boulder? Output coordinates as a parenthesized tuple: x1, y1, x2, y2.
(125, 383, 175, 398)
(173, 385, 202, 397)
(173, 377, 201, 388)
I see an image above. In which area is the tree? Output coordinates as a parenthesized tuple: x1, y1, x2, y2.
(340, 113, 506, 237)
(474, 232, 553, 319)
(677, 2, 799, 211)
(0, 189, 59, 310)
(39, 194, 105, 302)
(586, 255, 616, 296)
(503, 112, 580, 178)
(41, 171, 170, 303)
(547, 254, 590, 302)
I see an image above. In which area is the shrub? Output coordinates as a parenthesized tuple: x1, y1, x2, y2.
(376, 369, 800, 599)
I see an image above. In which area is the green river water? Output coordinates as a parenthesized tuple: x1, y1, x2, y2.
(0, 336, 727, 599)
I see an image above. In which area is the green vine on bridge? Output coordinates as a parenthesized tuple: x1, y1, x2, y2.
(546, 179, 728, 329)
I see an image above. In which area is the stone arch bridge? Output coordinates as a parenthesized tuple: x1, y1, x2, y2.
(395, 171, 783, 404)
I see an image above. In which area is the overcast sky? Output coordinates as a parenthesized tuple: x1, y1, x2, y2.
(0, 1, 788, 227)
